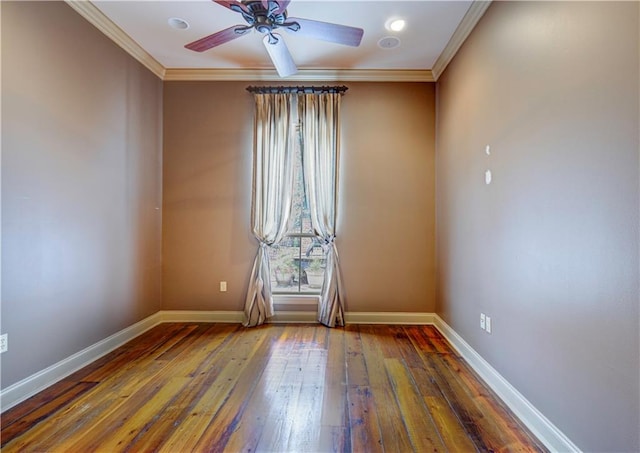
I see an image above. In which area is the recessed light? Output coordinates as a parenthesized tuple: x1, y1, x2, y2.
(386, 18, 406, 32)
(378, 36, 401, 49)
(168, 17, 189, 30)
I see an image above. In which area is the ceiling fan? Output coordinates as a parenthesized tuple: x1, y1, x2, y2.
(185, 0, 364, 77)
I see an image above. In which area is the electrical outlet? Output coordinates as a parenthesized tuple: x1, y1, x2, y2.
(485, 316, 492, 334)
(0, 334, 7, 353)
(480, 313, 486, 330)
(220, 281, 227, 292)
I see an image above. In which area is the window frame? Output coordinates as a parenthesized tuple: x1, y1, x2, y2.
(270, 121, 326, 295)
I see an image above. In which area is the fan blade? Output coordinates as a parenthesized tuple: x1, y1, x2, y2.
(261, 0, 289, 14)
(274, 0, 291, 14)
(263, 34, 297, 77)
(214, 1, 250, 14)
(185, 25, 251, 52)
(286, 18, 363, 47)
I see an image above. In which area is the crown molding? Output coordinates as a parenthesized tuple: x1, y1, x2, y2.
(64, 0, 165, 80)
(431, 0, 492, 81)
(65, 0, 489, 83)
(163, 68, 434, 82)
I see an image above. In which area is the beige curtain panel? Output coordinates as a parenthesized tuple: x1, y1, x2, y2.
(243, 93, 295, 327)
(299, 92, 345, 327)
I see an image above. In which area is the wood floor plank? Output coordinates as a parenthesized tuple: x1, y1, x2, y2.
(127, 324, 245, 452)
(393, 326, 479, 452)
(403, 325, 500, 451)
(222, 326, 296, 452)
(191, 326, 287, 452)
(193, 355, 275, 450)
(429, 350, 534, 452)
(156, 326, 272, 452)
(1, 323, 548, 453)
(254, 326, 323, 452)
(0, 382, 97, 446)
(439, 353, 546, 451)
(344, 325, 369, 387)
(442, 354, 545, 452)
(79, 323, 198, 383)
(1, 379, 81, 429)
(317, 327, 350, 453)
(2, 354, 173, 453)
(385, 357, 446, 451)
(65, 377, 192, 453)
(285, 348, 328, 452)
(347, 385, 384, 453)
(0, 323, 188, 433)
(358, 325, 414, 452)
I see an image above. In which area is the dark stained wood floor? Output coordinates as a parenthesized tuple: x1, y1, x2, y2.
(1, 323, 547, 452)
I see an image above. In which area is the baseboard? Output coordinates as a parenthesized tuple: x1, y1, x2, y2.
(1, 309, 579, 452)
(157, 310, 437, 325)
(345, 311, 435, 325)
(432, 314, 580, 453)
(157, 310, 244, 323)
(0, 312, 163, 412)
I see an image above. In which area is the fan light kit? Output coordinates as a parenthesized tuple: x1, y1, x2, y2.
(185, 0, 364, 78)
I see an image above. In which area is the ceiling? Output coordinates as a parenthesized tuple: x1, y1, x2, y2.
(67, 0, 491, 82)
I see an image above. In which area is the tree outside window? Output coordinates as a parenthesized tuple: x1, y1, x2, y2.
(270, 125, 326, 294)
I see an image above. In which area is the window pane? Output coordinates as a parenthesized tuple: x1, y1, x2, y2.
(273, 124, 325, 294)
(270, 238, 300, 293)
(286, 127, 314, 235)
(270, 237, 326, 294)
(300, 237, 325, 292)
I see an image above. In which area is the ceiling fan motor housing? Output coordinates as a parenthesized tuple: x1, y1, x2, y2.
(245, 1, 287, 34)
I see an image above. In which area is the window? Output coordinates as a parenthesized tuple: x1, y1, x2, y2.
(269, 124, 326, 294)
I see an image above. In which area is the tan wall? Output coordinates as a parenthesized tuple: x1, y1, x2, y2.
(435, 2, 639, 451)
(162, 82, 436, 313)
(1, 2, 163, 388)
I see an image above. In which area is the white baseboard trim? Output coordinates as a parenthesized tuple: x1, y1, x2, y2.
(0, 309, 578, 452)
(157, 310, 244, 323)
(157, 310, 437, 325)
(158, 310, 318, 324)
(0, 312, 163, 412)
(432, 314, 580, 453)
(345, 311, 435, 325)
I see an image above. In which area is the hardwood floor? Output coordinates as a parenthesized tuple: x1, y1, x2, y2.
(1, 323, 547, 452)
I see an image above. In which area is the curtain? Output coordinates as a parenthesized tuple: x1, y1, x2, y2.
(243, 93, 295, 327)
(299, 93, 345, 327)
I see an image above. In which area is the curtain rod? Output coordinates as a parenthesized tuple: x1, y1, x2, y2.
(246, 85, 348, 94)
